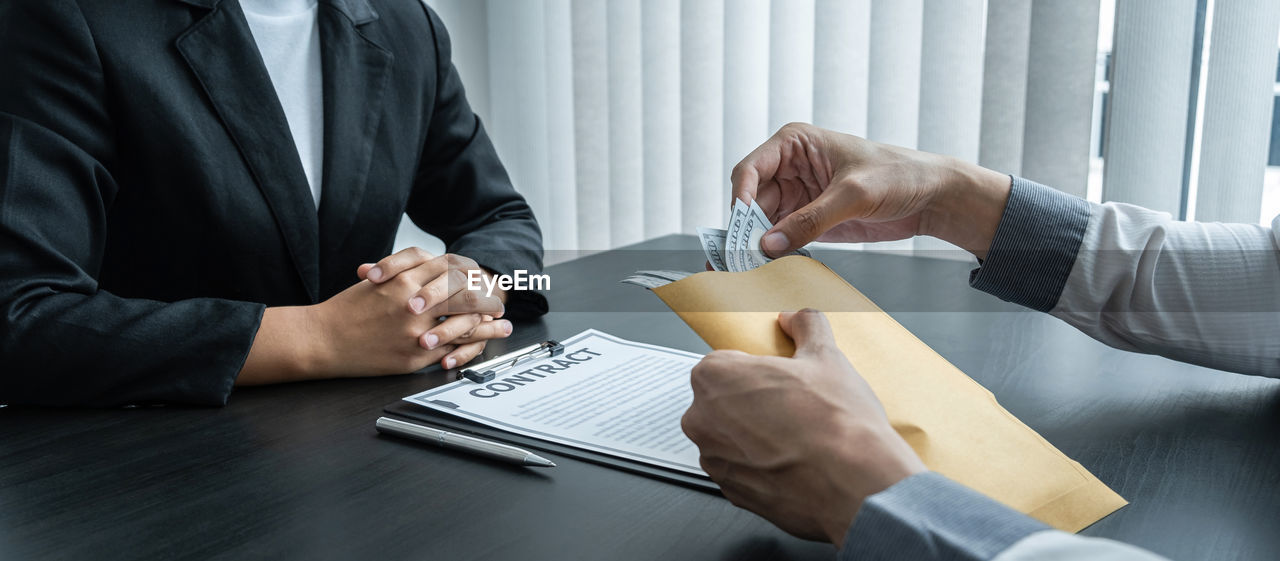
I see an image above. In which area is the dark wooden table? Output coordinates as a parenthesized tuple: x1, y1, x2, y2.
(2, 234, 1277, 561)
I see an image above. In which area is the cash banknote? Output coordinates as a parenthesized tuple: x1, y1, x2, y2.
(619, 270, 694, 290)
(703, 199, 809, 272)
(621, 201, 812, 289)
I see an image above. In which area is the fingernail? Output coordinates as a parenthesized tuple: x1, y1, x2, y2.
(502, 320, 513, 335)
(423, 333, 439, 350)
(445, 357, 457, 369)
(368, 266, 383, 282)
(409, 296, 425, 313)
(762, 232, 790, 254)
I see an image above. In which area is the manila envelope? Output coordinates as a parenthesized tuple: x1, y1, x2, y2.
(653, 255, 1126, 532)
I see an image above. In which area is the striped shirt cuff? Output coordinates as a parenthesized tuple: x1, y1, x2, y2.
(838, 472, 1049, 561)
(969, 176, 1091, 312)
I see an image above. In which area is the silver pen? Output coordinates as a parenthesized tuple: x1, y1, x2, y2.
(375, 417, 557, 468)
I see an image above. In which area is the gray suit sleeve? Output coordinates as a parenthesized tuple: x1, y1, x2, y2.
(837, 472, 1047, 560)
(838, 473, 1172, 561)
(968, 176, 1280, 377)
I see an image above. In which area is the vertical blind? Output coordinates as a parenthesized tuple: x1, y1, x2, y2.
(417, 0, 1280, 254)
(1193, 0, 1280, 222)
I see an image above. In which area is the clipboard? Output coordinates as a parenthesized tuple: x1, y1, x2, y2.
(382, 338, 720, 494)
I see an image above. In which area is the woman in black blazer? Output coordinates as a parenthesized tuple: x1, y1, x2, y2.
(0, 0, 548, 406)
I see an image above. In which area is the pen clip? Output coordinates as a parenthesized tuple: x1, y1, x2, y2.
(458, 340, 564, 384)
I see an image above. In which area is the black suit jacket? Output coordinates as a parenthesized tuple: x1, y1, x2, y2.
(0, 0, 547, 406)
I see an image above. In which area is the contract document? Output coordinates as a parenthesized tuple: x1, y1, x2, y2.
(404, 329, 706, 476)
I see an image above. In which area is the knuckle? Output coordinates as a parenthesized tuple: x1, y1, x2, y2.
(680, 412, 701, 441)
(411, 246, 431, 261)
(462, 344, 484, 361)
(689, 360, 710, 383)
(458, 317, 481, 338)
(418, 284, 439, 306)
(699, 456, 727, 480)
(779, 121, 806, 136)
(462, 288, 480, 307)
(793, 207, 823, 236)
(450, 268, 470, 291)
(703, 350, 741, 368)
(432, 279, 450, 300)
(434, 344, 456, 361)
(438, 319, 462, 339)
(392, 273, 417, 292)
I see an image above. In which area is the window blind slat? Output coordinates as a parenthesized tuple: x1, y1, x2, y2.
(979, 0, 1032, 176)
(723, 0, 771, 184)
(681, 0, 727, 231)
(642, 0, 683, 239)
(607, 0, 645, 246)
(571, 0, 611, 248)
(767, 0, 816, 132)
(919, 0, 984, 163)
(1194, 0, 1280, 223)
(545, 0, 578, 251)
(1022, 0, 1100, 197)
(868, 0, 922, 149)
(813, 0, 871, 136)
(1101, 0, 1197, 215)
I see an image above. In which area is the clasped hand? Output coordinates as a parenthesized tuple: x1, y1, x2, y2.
(310, 248, 512, 376)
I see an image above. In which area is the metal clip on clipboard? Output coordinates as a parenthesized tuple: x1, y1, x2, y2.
(458, 340, 564, 384)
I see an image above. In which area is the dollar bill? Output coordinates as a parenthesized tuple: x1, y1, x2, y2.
(738, 200, 773, 270)
(724, 199, 749, 272)
(699, 199, 813, 273)
(697, 227, 729, 271)
(620, 274, 669, 290)
(637, 270, 693, 282)
(619, 270, 694, 290)
(626, 200, 819, 289)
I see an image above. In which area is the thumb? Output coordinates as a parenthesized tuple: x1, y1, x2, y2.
(761, 190, 846, 257)
(778, 309, 836, 358)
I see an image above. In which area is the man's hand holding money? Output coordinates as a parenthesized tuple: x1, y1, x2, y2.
(729, 123, 1013, 260)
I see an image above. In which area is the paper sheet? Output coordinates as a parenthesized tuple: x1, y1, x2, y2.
(404, 329, 706, 476)
(652, 255, 1127, 533)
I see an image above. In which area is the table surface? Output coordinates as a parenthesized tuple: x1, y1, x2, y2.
(3, 234, 1278, 561)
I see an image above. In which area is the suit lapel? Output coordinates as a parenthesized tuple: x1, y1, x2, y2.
(175, 0, 321, 302)
(316, 1, 393, 258)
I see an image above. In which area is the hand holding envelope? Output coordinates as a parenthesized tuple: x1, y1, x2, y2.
(656, 256, 1127, 533)
(645, 122, 1124, 540)
(682, 308, 928, 546)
